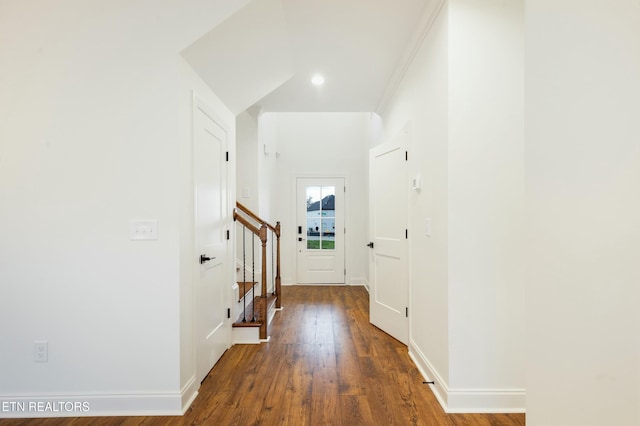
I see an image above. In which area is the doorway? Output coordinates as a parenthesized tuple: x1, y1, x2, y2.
(296, 177, 345, 284)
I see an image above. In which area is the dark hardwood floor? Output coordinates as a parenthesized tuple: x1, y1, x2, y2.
(0, 285, 525, 425)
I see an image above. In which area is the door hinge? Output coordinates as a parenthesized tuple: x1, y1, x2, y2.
(227, 308, 231, 319)
(344, 268, 346, 276)
(405, 151, 408, 161)
(406, 307, 409, 317)
(344, 228, 346, 234)
(406, 229, 408, 239)
(225, 151, 229, 162)
(226, 230, 230, 240)
(344, 186, 346, 192)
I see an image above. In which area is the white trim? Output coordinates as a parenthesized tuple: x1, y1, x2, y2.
(409, 340, 526, 414)
(349, 276, 367, 286)
(446, 390, 526, 414)
(180, 376, 199, 414)
(409, 339, 449, 410)
(0, 393, 185, 418)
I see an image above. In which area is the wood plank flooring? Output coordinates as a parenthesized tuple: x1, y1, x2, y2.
(0, 286, 525, 426)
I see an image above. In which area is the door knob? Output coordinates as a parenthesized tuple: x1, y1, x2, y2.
(200, 254, 215, 264)
(366, 242, 374, 248)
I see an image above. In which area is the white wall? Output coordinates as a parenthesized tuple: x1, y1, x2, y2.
(268, 113, 370, 286)
(525, 1, 640, 425)
(235, 110, 260, 279)
(447, 0, 525, 394)
(0, 0, 239, 416)
(377, 0, 525, 412)
(380, 0, 451, 394)
(258, 112, 279, 223)
(236, 111, 260, 213)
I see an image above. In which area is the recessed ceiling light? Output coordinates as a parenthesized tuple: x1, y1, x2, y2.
(311, 74, 325, 86)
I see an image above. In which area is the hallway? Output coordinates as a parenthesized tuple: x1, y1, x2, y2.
(1, 286, 525, 425)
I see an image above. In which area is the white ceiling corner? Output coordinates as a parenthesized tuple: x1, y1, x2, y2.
(181, 0, 294, 115)
(183, 0, 438, 114)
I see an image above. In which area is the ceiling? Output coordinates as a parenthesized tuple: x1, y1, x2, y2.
(182, 0, 438, 114)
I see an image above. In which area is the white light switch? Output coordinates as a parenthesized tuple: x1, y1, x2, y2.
(34, 341, 48, 362)
(425, 218, 432, 237)
(412, 175, 421, 191)
(242, 187, 250, 198)
(130, 220, 158, 240)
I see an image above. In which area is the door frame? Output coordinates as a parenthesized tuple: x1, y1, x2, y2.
(291, 174, 350, 285)
(192, 93, 233, 384)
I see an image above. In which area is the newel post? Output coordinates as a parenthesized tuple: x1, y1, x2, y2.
(259, 222, 268, 340)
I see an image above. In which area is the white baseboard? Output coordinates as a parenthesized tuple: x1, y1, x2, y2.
(180, 376, 199, 414)
(349, 276, 367, 286)
(408, 340, 449, 410)
(408, 340, 525, 413)
(0, 393, 184, 418)
(445, 389, 526, 414)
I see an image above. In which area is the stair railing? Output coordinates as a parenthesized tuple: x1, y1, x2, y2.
(233, 202, 281, 340)
(235, 202, 281, 309)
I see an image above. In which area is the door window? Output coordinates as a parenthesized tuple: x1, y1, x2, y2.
(305, 185, 336, 250)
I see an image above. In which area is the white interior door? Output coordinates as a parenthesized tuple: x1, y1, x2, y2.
(369, 133, 409, 344)
(194, 100, 230, 384)
(296, 177, 345, 284)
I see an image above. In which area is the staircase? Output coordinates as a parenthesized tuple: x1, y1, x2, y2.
(232, 202, 282, 343)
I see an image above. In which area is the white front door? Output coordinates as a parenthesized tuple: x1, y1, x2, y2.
(194, 99, 230, 384)
(369, 131, 409, 344)
(296, 177, 345, 284)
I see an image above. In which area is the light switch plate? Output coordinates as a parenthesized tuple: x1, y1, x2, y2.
(130, 220, 158, 240)
(412, 175, 421, 191)
(34, 340, 48, 362)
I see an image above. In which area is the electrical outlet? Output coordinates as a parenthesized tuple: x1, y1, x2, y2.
(34, 341, 48, 362)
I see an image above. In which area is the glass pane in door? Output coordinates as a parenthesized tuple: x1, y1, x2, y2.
(321, 218, 335, 249)
(306, 186, 321, 249)
(306, 185, 337, 250)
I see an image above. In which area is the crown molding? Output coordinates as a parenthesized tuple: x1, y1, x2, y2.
(375, 0, 447, 116)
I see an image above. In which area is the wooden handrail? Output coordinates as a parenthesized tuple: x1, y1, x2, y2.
(233, 210, 265, 242)
(236, 201, 280, 236)
(235, 201, 262, 225)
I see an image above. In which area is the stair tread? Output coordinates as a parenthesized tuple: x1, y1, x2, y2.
(232, 294, 277, 328)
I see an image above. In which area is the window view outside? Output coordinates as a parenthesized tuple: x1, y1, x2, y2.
(306, 186, 336, 250)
